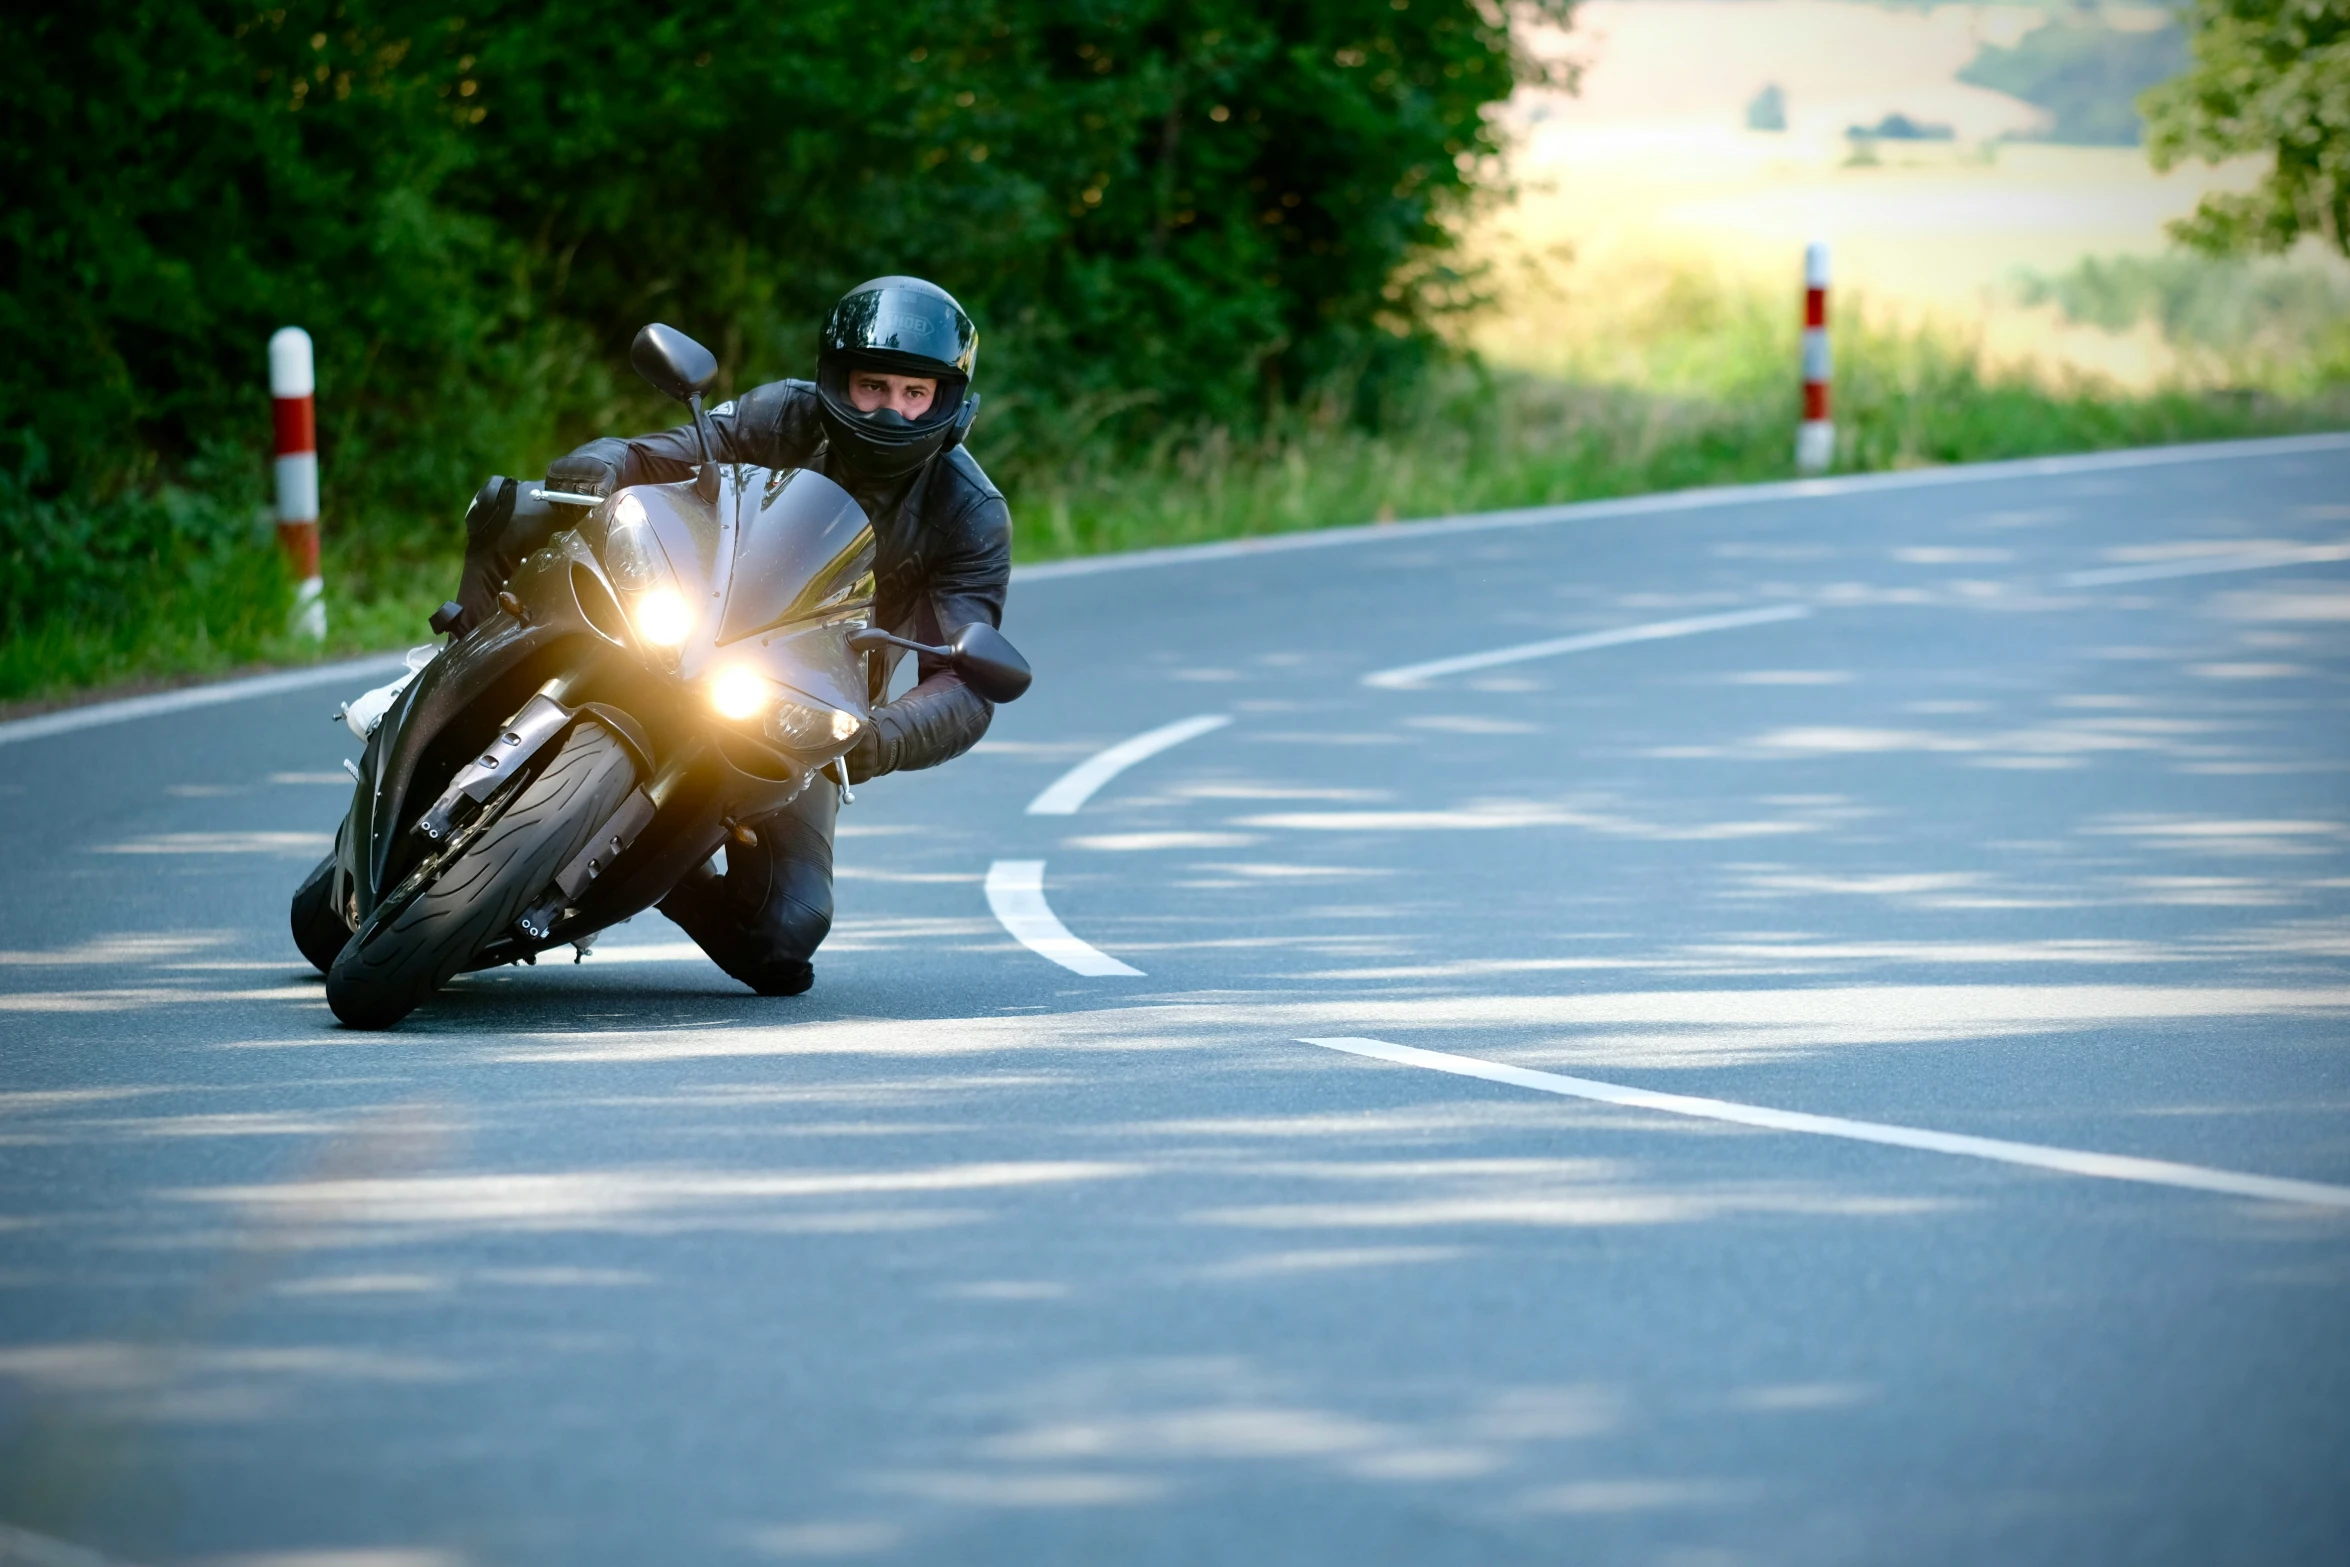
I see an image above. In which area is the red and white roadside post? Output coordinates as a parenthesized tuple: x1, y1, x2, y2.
(1796, 241, 1833, 475)
(269, 326, 326, 639)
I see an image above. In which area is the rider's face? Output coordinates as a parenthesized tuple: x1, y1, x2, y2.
(845, 370, 938, 419)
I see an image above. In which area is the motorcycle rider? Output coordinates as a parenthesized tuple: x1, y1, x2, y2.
(440, 276, 1010, 996)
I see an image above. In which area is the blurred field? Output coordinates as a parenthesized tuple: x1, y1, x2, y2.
(1461, 0, 2319, 388)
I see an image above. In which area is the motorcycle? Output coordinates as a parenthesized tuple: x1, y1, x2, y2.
(290, 324, 1032, 1028)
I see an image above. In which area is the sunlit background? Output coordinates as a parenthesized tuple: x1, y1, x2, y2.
(1471, 1, 2326, 388)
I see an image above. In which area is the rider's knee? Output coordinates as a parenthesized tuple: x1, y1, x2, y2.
(756, 892, 831, 965)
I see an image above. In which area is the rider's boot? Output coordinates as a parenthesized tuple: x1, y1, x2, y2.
(657, 863, 816, 996)
(656, 784, 835, 997)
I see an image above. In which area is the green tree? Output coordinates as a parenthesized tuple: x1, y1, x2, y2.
(2142, 0, 2350, 257)
(1, 0, 1570, 649)
(0, 2, 503, 630)
(442, 0, 1574, 428)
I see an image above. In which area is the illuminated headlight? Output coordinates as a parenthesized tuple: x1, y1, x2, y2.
(708, 665, 771, 721)
(602, 496, 694, 648)
(633, 586, 695, 647)
(764, 697, 863, 751)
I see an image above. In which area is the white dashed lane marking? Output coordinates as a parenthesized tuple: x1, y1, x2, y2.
(1298, 1036, 2350, 1210)
(993, 712, 1235, 976)
(1025, 714, 1231, 815)
(986, 861, 1143, 977)
(1363, 605, 1812, 689)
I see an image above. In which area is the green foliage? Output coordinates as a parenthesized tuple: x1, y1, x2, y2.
(0, 0, 576, 641)
(2143, 0, 2350, 256)
(1, 0, 1563, 661)
(1959, 18, 2189, 146)
(8, 3, 2345, 706)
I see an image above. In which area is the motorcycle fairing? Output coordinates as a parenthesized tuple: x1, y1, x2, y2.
(747, 616, 869, 721)
(343, 612, 583, 924)
(721, 467, 874, 644)
(580, 467, 875, 680)
(338, 462, 879, 954)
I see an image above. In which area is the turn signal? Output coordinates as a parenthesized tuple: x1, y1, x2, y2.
(765, 698, 862, 751)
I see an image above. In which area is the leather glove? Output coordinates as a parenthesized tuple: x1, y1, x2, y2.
(844, 718, 896, 785)
(844, 671, 994, 784)
(547, 448, 624, 499)
(446, 476, 519, 636)
(444, 476, 564, 637)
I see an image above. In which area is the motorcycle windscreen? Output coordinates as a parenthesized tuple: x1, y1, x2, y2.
(754, 618, 869, 719)
(720, 467, 875, 645)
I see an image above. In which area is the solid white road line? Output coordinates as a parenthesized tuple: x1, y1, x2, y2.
(0, 1521, 146, 1567)
(0, 652, 412, 749)
(1011, 432, 2350, 587)
(1026, 713, 1232, 815)
(1297, 1036, 2350, 1210)
(2062, 541, 2350, 587)
(985, 860, 1143, 977)
(1364, 605, 1811, 690)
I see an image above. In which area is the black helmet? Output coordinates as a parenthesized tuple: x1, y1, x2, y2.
(815, 276, 980, 481)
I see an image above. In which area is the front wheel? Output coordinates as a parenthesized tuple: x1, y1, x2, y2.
(290, 852, 350, 975)
(325, 719, 638, 1029)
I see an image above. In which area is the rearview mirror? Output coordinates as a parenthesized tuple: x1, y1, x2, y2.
(630, 323, 718, 402)
(845, 623, 1032, 704)
(948, 623, 1032, 704)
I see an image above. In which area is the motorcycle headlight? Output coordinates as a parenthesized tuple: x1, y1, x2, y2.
(603, 496, 696, 648)
(704, 667, 858, 749)
(633, 586, 695, 647)
(708, 664, 772, 721)
(604, 496, 661, 590)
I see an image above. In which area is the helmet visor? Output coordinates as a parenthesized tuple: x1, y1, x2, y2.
(821, 281, 978, 378)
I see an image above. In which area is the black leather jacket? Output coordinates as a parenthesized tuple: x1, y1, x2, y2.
(543, 379, 1012, 782)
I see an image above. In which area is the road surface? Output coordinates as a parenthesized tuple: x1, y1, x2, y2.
(2, 436, 2346, 1565)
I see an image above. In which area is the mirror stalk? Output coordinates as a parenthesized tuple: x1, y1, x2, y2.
(848, 628, 951, 660)
(688, 393, 721, 501)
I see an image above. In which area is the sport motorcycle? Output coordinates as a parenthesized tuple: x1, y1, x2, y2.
(290, 324, 1031, 1028)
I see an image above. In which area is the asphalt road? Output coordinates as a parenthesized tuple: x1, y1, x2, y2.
(2, 436, 2347, 1567)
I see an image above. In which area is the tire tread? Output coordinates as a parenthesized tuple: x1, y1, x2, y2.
(325, 720, 636, 1027)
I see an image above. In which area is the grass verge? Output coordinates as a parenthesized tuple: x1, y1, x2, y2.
(6, 277, 2344, 711)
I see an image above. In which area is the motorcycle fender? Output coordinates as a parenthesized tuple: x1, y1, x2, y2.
(527, 741, 805, 947)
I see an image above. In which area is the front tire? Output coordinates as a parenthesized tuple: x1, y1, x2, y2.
(290, 853, 350, 975)
(325, 719, 638, 1029)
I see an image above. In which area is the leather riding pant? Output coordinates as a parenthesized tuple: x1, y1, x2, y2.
(655, 779, 837, 992)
